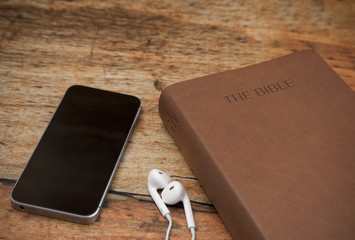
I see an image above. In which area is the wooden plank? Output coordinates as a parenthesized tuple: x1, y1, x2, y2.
(0, 0, 354, 239)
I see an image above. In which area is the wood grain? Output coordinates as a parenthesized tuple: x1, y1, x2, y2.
(0, 0, 354, 239)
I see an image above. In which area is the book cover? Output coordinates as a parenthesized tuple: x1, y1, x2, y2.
(159, 51, 355, 240)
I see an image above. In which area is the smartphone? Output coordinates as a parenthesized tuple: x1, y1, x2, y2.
(11, 85, 141, 224)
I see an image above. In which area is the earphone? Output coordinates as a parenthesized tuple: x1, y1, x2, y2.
(148, 169, 196, 240)
(162, 181, 196, 231)
(148, 169, 171, 217)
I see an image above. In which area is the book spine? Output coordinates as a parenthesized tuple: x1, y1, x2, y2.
(159, 87, 265, 240)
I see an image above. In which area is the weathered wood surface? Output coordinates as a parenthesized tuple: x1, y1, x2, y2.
(0, 0, 354, 239)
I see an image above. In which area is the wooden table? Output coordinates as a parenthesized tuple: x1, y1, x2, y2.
(0, 0, 354, 239)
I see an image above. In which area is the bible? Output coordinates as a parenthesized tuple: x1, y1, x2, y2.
(159, 51, 355, 240)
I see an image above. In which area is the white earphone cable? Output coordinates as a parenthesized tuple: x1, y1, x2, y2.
(190, 227, 196, 240)
(165, 214, 172, 240)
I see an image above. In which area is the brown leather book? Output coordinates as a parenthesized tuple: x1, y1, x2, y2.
(158, 51, 355, 240)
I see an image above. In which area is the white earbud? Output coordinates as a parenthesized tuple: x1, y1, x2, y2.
(162, 181, 196, 230)
(148, 169, 171, 217)
(148, 170, 196, 240)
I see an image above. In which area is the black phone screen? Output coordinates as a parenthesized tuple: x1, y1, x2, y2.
(11, 85, 141, 217)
